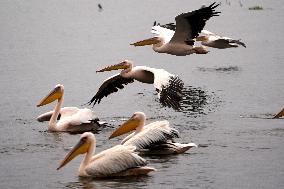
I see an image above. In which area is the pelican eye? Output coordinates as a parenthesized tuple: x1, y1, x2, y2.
(81, 136, 88, 142)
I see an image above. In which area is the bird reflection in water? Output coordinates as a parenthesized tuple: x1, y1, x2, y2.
(64, 175, 152, 189)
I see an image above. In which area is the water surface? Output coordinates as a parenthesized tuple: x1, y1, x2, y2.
(0, 0, 283, 188)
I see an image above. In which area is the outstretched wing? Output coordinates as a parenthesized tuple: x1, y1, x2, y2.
(141, 66, 184, 110)
(153, 21, 176, 31)
(170, 2, 220, 45)
(159, 76, 184, 110)
(86, 145, 147, 177)
(123, 120, 180, 150)
(87, 74, 134, 106)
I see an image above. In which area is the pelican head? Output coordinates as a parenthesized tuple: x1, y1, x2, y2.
(130, 36, 161, 47)
(96, 60, 133, 73)
(57, 132, 94, 170)
(37, 84, 64, 107)
(109, 112, 145, 139)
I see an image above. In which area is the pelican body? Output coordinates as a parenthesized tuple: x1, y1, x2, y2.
(131, 2, 220, 56)
(57, 132, 156, 178)
(37, 84, 100, 132)
(87, 60, 184, 110)
(196, 30, 246, 49)
(109, 112, 197, 155)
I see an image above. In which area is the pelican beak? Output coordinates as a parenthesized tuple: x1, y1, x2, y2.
(57, 137, 90, 170)
(37, 86, 63, 107)
(273, 108, 284, 119)
(130, 37, 160, 46)
(195, 36, 208, 42)
(109, 115, 139, 139)
(96, 62, 129, 73)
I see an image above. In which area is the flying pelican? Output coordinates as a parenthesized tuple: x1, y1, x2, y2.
(130, 2, 220, 56)
(57, 132, 156, 177)
(195, 30, 246, 49)
(37, 84, 100, 132)
(109, 112, 197, 155)
(87, 60, 184, 110)
(273, 107, 284, 119)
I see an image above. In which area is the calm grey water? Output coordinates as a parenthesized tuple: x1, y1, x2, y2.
(0, 0, 283, 188)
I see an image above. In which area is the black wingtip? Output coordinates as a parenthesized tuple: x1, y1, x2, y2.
(159, 76, 185, 111)
(209, 2, 221, 9)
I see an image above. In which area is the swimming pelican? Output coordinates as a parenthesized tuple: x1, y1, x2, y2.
(196, 30, 246, 49)
(87, 60, 184, 110)
(109, 112, 197, 155)
(37, 84, 100, 132)
(130, 2, 220, 56)
(57, 132, 156, 177)
(273, 107, 284, 119)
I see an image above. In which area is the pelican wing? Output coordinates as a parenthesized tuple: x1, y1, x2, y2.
(153, 21, 176, 31)
(86, 145, 147, 177)
(36, 107, 80, 122)
(210, 38, 246, 48)
(142, 66, 184, 110)
(201, 30, 246, 48)
(66, 108, 98, 125)
(201, 29, 218, 36)
(170, 2, 220, 45)
(87, 74, 134, 106)
(123, 120, 180, 150)
(151, 25, 175, 44)
(52, 108, 100, 132)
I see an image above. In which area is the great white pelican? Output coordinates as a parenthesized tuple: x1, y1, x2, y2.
(130, 2, 220, 56)
(109, 112, 197, 155)
(37, 84, 100, 132)
(87, 60, 184, 110)
(196, 29, 246, 49)
(57, 132, 156, 177)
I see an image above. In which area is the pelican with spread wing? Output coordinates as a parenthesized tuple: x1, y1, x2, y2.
(37, 84, 100, 132)
(57, 132, 156, 177)
(87, 60, 184, 110)
(109, 112, 197, 155)
(196, 30, 246, 49)
(131, 2, 220, 56)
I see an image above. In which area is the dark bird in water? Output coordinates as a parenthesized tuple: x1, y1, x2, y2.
(98, 3, 103, 11)
(86, 60, 184, 110)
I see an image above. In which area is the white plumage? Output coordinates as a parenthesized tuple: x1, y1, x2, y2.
(57, 132, 156, 177)
(122, 120, 179, 150)
(133, 66, 174, 92)
(86, 145, 147, 177)
(151, 25, 174, 45)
